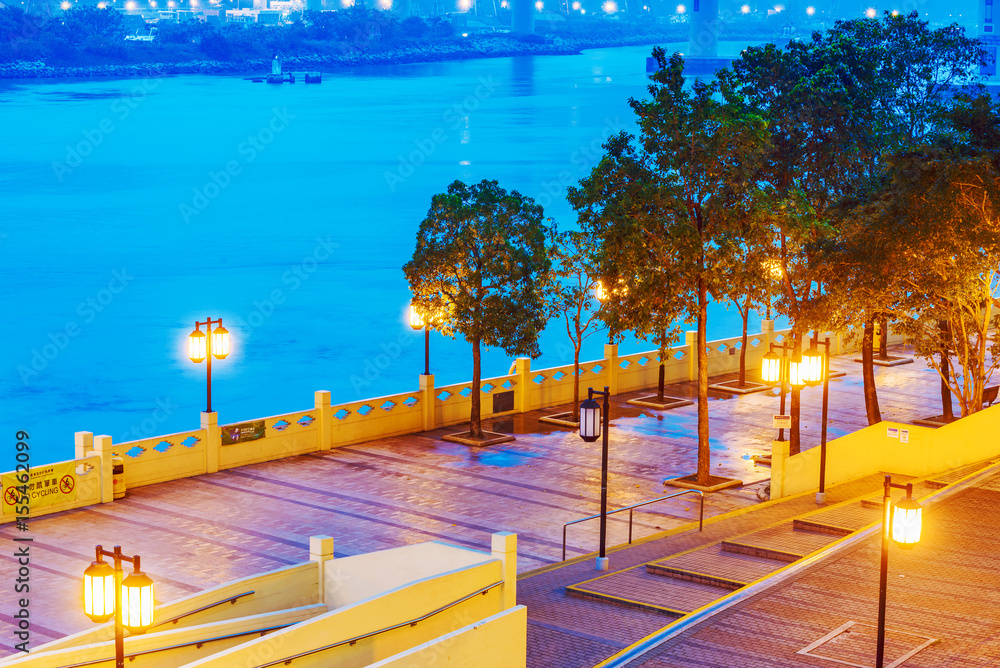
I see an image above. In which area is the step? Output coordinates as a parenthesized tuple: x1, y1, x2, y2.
(925, 460, 997, 489)
(722, 525, 839, 562)
(566, 566, 726, 616)
(793, 503, 881, 536)
(860, 480, 935, 509)
(646, 544, 783, 590)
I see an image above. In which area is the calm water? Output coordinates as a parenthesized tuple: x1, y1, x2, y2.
(1, 42, 775, 466)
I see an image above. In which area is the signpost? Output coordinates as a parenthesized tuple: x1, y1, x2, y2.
(221, 420, 266, 445)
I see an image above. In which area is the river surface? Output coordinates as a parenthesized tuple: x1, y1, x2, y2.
(1, 41, 779, 466)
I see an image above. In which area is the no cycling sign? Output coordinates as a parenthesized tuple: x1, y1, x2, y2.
(2, 463, 77, 515)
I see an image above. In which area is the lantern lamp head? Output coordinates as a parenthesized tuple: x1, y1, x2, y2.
(801, 346, 824, 385)
(408, 303, 425, 330)
(594, 281, 607, 302)
(891, 496, 922, 548)
(188, 328, 206, 363)
(211, 325, 230, 359)
(121, 567, 155, 633)
(579, 396, 602, 442)
(83, 558, 115, 623)
(787, 356, 807, 388)
(761, 351, 782, 385)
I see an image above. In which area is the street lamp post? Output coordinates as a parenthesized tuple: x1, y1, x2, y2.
(579, 386, 611, 571)
(760, 336, 805, 441)
(802, 335, 831, 503)
(876, 476, 922, 668)
(83, 545, 155, 668)
(408, 302, 431, 376)
(188, 317, 230, 413)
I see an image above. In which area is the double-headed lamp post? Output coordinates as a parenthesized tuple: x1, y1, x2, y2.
(800, 335, 831, 503)
(579, 386, 612, 571)
(188, 318, 230, 413)
(876, 476, 922, 668)
(83, 545, 155, 668)
(408, 302, 432, 376)
(760, 337, 806, 441)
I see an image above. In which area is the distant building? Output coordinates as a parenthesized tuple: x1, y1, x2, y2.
(257, 8, 282, 21)
(982, 0, 998, 79)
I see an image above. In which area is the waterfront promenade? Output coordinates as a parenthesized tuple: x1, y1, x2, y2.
(0, 344, 960, 659)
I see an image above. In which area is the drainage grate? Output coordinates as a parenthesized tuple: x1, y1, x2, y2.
(797, 621, 937, 668)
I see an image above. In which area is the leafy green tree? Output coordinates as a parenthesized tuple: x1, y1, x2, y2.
(570, 49, 769, 485)
(549, 230, 605, 422)
(404, 180, 554, 439)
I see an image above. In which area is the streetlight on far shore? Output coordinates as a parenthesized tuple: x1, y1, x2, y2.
(188, 317, 230, 413)
(579, 386, 612, 571)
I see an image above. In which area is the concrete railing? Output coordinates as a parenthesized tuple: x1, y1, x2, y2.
(0, 320, 906, 524)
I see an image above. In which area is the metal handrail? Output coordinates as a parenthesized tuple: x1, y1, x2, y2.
(256, 580, 504, 667)
(151, 590, 256, 628)
(562, 489, 704, 561)
(62, 623, 295, 667)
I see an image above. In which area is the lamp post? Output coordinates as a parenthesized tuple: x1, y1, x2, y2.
(579, 386, 611, 571)
(408, 302, 431, 376)
(801, 335, 831, 503)
(760, 336, 805, 441)
(876, 476, 922, 668)
(188, 317, 230, 413)
(83, 545, 155, 668)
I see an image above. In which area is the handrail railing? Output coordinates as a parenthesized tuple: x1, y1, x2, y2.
(256, 580, 504, 667)
(150, 590, 256, 628)
(562, 489, 704, 561)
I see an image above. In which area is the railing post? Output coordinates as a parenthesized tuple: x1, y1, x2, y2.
(491, 531, 518, 610)
(419, 374, 436, 432)
(75, 431, 94, 460)
(604, 343, 619, 396)
(761, 319, 774, 353)
(771, 439, 790, 499)
(514, 358, 531, 413)
(315, 391, 333, 451)
(202, 411, 220, 474)
(309, 535, 335, 604)
(93, 435, 115, 504)
(685, 331, 698, 382)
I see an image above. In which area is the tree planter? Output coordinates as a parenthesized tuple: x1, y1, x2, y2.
(538, 412, 581, 428)
(664, 474, 743, 492)
(707, 380, 771, 395)
(854, 355, 913, 367)
(626, 396, 694, 410)
(441, 431, 516, 446)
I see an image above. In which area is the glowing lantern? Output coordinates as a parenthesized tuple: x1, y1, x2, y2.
(761, 351, 782, 385)
(408, 303, 425, 330)
(83, 558, 115, 623)
(579, 396, 601, 442)
(801, 346, 824, 385)
(787, 356, 807, 388)
(188, 329, 206, 363)
(211, 325, 230, 359)
(891, 496, 922, 548)
(120, 566, 155, 633)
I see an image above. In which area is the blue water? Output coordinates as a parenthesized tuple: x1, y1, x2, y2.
(1, 42, 780, 466)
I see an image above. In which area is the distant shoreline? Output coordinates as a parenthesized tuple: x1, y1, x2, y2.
(0, 31, 699, 81)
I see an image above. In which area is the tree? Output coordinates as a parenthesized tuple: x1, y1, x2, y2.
(549, 231, 604, 422)
(404, 180, 554, 439)
(570, 49, 769, 486)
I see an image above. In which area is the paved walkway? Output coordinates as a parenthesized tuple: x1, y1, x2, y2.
(0, 344, 951, 657)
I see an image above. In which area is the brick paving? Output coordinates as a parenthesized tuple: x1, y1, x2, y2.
(0, 343, 973, 661)
(620, 467, 1000, 668)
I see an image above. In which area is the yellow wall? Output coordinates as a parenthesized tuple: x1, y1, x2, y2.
(772, 404, 1000, 498)
(368, 606, 527, 668)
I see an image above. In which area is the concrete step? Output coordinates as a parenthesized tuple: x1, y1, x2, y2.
(925, 460, 997, 489)
(566, 566, 726, 616)
(793, 503, 881, 536)
(722, 525, 839, 562)
(645, 544, 783, 590)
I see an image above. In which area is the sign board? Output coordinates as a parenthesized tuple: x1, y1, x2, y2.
(772, 415, 791, 429)
(887, 427, 899, 439)
(222, 420, 266, 445)
(900, 429, 910, 444)
(2, 462, 78, 515)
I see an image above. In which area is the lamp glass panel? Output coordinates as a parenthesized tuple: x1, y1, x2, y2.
(801, 349, 824, 384)
(83, 561, 115, 620)
(891, 500, 922, 546)
(188, 330, 206, 363)
(761, 354, 782, 384)
(787, 359, 806, 388)
(408, 304, 425, 330)
(212, 326, 230, 359)
(579, 400, 601, 441)
(121, 572, 154, 631)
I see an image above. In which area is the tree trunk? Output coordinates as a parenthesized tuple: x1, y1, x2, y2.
(738, 304, 749, 387)
(658, 361, 665, 401)
(470, 337, 483, 438)
(696, 274, 710, 485)
(939, 320, 953, 421)
(878, 315, 889, 359)
(862, 318, 881, 425)
(572, 346, 581, 422)
(789, 333, 801, 456)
